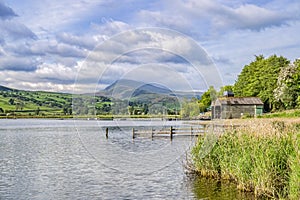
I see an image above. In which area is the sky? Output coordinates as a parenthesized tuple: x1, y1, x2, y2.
(0, 0, 300, 93)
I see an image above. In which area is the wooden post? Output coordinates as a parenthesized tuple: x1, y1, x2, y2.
(132, 128, 135, 139)
(105, 127, 108, 139)
(191, 126, 193, 135)
(151, 127, 154, 139)
(170, 126, 173, 140)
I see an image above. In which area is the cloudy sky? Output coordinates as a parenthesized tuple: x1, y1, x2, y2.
(0, 0, 300, 93)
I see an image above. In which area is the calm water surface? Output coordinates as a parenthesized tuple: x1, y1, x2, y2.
(0, 119, 254, 199)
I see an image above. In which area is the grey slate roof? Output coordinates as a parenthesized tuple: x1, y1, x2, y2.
(214, 97, 264, 105)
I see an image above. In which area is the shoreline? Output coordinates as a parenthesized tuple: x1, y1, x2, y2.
(191, 119, 300, 199)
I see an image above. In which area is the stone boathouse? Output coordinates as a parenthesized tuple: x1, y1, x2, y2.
(211, 97, 264, 119)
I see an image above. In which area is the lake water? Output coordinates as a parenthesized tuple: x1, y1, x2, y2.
(0, 119, 254, 199)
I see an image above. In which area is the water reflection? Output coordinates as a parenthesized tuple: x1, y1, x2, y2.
(0, 119, 255, 199)
(187, 174, 255, 200)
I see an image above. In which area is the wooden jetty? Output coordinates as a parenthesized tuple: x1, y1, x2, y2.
(105, 126, 207, 140)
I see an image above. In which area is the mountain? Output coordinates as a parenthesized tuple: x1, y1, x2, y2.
(0, 85, 14, 91)
(96, 79, 173, 99)
(95, 79, 202, 100)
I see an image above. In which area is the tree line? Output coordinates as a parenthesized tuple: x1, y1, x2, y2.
(199, 55, 300, 112)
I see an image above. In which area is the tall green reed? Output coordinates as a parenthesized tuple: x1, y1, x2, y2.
(192, 121, 299, 198)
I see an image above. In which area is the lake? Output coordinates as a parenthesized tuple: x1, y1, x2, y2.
(0, 119, 254, 199)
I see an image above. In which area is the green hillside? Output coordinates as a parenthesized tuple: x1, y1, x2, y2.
(0, 88, 73, 117)
(0, 84, 182, 118)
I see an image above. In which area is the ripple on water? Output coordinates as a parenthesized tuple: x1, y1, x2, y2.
(0, 119, 255, 199)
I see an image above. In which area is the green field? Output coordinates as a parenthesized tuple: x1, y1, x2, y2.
(0, 88, 182, 119)
(0, 90, 72, 117)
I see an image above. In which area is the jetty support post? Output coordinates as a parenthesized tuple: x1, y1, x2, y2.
(151, 127, 154, 139)
(132, 128, 135, 139)
(105, 127, 108, 139)
(170, 126, 174, 140)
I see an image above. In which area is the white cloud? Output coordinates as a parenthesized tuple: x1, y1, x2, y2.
(73, 28, 222, 92)
(177, 0, 293, 31)
(56, 32, 98, 50)
(8, 0, 108, 33)
(1, 0, 300, 92)
(35, 63, 77, 82)
(91, 20, 132, 36)
(136, 10, 191, 31)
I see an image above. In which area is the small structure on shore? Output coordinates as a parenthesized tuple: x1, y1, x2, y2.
(211, 93, 263, 119)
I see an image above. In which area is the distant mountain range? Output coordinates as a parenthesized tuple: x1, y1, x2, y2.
(0, 81, 202, 116)
(95, 79, 202, 100)
(0, 79, 202, 101)
(0, 85, 14, 91)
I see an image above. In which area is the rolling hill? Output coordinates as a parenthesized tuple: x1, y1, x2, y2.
(0, 85, 14, 91)
(0, 80, 202, 117)
(96, 79, 202, 100)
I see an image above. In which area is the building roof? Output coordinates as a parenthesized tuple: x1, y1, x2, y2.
(213, 97, 264, 106)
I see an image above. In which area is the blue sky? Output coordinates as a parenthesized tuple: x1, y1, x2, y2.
(0, 0, 300, 92)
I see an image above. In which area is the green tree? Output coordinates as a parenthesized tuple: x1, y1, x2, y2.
(218, 85, 234, 97)
(199, 86, 217, 109)
(62, 104, 73, 115)
(128, 106, 134, 115)
(180, 98, 199, 118)
(8, 98, 14, 105)
(68, 107, 72, 115)
(274, 63, 298, 109)
(234, 55, 289, 111)
(293, 59, 300, 107)
(35, 107, 40, 115)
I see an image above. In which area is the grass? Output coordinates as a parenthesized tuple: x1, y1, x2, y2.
(192, 120, 300, 199)
(259, 109, 300, 118)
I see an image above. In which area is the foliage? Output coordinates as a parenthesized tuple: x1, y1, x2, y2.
(288, 132, 300, 199)
(180, 98, 200, 118)
(0, 87, 184, 118)
(199, 86, 217, 110)
(234, 55, 290, 111)
(218, 85, 234, 97)
(274, 62, 300, 109)
(192, 122, 300, 199)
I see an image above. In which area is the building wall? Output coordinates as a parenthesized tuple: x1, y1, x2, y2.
(221, 105, 257, 119)
(212, 105, 221, 119)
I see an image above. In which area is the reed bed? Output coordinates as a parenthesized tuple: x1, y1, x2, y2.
(192, 120, 300, 199)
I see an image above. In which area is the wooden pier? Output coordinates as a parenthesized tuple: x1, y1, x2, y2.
(105, 126, 207, 140)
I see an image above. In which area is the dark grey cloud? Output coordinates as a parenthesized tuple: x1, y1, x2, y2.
(0, 2, 17, 19)
(56, 32, 97, 50)
(47, 43, 87, 58)
(113, 49, 189, 66)
(0, 56, 38, 71)
(36, 77, 75, 85)
(0, 2, 36, 42)
(9, 39, 87, 58)
(0, 20, 37, 40)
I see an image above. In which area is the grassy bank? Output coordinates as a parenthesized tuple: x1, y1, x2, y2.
(259, 109, 300, 118)
(192, 120, 300, 199)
